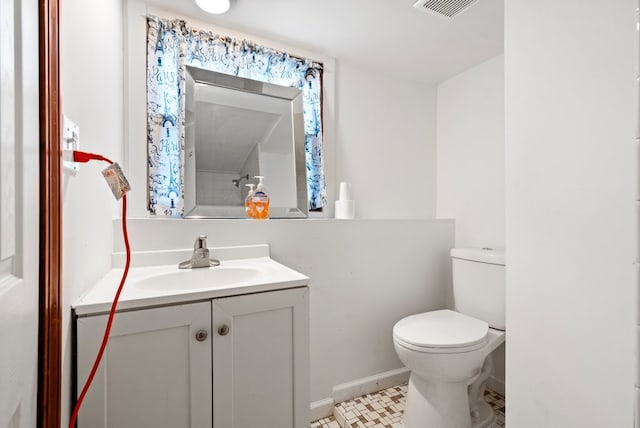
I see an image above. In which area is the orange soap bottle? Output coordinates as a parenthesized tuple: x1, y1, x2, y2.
(245, 183, 256, 219)
(251, 176, 270, 220)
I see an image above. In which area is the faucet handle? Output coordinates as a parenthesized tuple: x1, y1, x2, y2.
(195, 235, 207, 250)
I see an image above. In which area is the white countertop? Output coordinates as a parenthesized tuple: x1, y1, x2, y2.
(73, 245, 309, 316)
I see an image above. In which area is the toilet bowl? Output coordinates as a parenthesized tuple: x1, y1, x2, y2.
(393, 248, 506, 428)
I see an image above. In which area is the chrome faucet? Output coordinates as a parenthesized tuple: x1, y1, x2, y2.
(178, 235, 221, 269)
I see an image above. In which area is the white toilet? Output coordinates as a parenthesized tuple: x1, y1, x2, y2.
(393, 248, 505, 428)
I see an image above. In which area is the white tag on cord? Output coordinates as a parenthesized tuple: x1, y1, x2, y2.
(102, 162, 131, 200)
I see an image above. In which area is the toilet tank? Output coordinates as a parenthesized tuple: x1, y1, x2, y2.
(451, 248, 505, 330)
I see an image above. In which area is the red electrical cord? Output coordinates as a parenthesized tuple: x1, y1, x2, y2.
(68, 151, 131, 428)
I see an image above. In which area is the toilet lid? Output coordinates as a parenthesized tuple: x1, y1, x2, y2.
(393, 310, 488, 350)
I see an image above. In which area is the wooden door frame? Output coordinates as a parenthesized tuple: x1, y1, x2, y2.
(38, 0, 62, 427)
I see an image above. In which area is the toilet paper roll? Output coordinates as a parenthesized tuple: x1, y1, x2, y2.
(339, 182, 351, 201)
(335, 200, 355, 219)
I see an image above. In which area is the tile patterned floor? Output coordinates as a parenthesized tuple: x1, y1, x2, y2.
(310, 384, 506, 428)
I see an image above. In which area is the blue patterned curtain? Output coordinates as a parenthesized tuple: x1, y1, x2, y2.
(146, 16, 326, 216)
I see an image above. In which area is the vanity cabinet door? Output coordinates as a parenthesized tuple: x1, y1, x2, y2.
(76, 302, 212, 428)
(212, 287, 309, 428)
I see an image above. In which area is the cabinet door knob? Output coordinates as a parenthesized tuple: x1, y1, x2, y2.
(195, 329, 208, 342)
(217, 325, 230, 336)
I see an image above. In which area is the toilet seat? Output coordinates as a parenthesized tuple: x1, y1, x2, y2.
(393, 309, 489, 354)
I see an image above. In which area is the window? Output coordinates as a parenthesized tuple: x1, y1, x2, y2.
(146, 16, 326, 216)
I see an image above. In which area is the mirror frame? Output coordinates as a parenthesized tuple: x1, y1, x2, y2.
(184, 66, 309, 218)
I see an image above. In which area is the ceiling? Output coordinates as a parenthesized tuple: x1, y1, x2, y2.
(143, 0, 504, 84)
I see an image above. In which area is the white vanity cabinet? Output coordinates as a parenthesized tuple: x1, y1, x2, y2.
(75, 287, 309, 428)
(76, 301, 213, 428)
(212, 287, 310, 428)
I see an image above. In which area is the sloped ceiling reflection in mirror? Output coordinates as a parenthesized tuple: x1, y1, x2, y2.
(194, 102, 281, 173)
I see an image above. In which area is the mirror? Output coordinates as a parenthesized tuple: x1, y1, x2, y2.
(184, 66, 308, 218)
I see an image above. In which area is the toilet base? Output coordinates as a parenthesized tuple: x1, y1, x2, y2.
(469, 355, 495, 428)
(471, 400, 495, 428)
(400, 366, 498, 428)
(401, 374, 472, 428)
(399, 398, 495, 428)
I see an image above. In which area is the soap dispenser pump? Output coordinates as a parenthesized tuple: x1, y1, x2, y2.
(252, 176, 270, 220)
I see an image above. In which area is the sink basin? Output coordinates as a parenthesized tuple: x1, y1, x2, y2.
(134, 266, 261, 291)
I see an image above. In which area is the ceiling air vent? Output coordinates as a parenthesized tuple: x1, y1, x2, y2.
(413, 0, 480, 19)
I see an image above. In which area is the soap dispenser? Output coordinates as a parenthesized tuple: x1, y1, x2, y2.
(245, 183, 256, 219)
(252, 176, 270, 220)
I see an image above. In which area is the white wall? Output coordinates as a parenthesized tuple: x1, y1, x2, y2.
(113, 218, 455, 403)
(505, 1, 638, 426)
(437, 55, 505, 248)
(60, 0, 124, 425)
(334, 61, 438, 219)
(196, 171, 242, 205)
(436, 55, 506, 393)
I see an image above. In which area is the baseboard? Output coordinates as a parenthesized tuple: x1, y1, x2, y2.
(487, 375, 505, 396)
(310, 398, 334, 422)
(309, 367, 411, 423)
(332, 367, 410, 405)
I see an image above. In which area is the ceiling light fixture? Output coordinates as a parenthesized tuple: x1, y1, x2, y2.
(195, 0, 230, 14)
